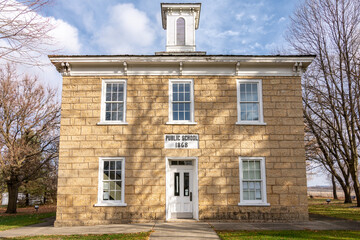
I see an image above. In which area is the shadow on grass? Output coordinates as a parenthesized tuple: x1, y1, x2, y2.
(0, 212, 56, 231)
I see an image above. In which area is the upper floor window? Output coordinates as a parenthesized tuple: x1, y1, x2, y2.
(99, 79, 127, 125)
(167, 79, 195, 124)
(236, 79, 265, 125)
(176, 17, 185, 45)
(238, 157, 269, 206)
(95, 157, 127, 207)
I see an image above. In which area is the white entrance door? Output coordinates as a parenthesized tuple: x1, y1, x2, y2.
(167, 159, 196, 219)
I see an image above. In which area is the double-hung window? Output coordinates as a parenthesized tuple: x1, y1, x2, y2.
(236, 79, 265, 125)
(168, 79, 195, 124)
(99, 79, 127, 124)
(238, 157, 269, 206)
(95, 157, 126, 206)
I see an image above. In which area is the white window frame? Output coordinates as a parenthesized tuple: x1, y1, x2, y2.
(167, 79, 196, 125)
(94, 157, 127, 207)
(238, 157, 269, 206)
(98, 79, 128, 125)
(236, 79, 266, 125)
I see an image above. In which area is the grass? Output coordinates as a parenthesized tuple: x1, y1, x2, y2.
(3, 232, 151, 240)
(308, 197, 360, 221)
(0, 212, 56, 231)
(217, 230, 360, 240)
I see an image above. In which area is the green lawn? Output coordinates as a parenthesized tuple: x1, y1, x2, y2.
(0, 212, 56, 231)
(308, 198, 360, 221)
(217, 230, 360, 240)
(3, 232, 151, 240)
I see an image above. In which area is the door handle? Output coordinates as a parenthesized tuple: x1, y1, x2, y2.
(190, 192, 192, 201)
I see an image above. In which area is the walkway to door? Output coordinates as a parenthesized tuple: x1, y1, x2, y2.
(1, 214, 360, 239)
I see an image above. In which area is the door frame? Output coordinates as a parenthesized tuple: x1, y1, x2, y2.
(165, 156, 199, 220)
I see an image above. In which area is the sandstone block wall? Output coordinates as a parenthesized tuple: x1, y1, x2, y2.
(55, 76, 308, 226)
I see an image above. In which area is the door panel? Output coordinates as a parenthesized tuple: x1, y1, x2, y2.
(168, 165, 194, 219)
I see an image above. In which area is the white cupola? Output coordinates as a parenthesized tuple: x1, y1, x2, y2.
(161, 3, 201, 52)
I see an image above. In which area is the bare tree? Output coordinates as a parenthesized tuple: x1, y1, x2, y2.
(287, 0, 360, 205)
(0, 64, 60, 213)
(0, 0, 54, 64)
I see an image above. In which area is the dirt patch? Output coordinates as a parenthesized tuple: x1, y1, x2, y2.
(0, 205, 56, 216)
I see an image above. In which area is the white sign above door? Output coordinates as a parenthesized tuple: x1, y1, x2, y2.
(164, 134, 199, 149)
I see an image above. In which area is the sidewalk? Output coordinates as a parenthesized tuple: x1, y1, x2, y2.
(1, 214, 360, 239)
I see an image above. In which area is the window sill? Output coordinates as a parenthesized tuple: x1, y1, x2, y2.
(166, 122, 197, 125)
(94, 202, 127, 207)
(238, 202, 270, 207)
(236, 122, 267, 126)
(97, 122, 128, 125)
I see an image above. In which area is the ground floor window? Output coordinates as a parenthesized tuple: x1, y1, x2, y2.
(238, 157, 269, 206)
(95, 157, 127, 206)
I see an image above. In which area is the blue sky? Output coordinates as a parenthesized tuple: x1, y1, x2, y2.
(42, 0, 300, 55)
(33, 0, 327, 186)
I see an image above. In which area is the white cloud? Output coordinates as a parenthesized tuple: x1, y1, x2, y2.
(0, 1, 81, 91)
(278, 17, 286, 23)
(95, 3, 156, 54)
(48, 17, 81, 54)
(235, 12, 245, 21)
(249, 15, 257, 21)
(218, 30, 240, 37)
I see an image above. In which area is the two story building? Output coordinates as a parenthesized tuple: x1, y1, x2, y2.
(50, 3, 314, 226)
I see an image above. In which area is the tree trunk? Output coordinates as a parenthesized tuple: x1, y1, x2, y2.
(343, 185, 352, 204)
(25, 193, 30, 206)
(5, 182, 19, 213)
(350, 170, 360, 207)
(331, 175, 338, 200)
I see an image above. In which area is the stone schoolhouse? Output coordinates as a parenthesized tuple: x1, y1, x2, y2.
(50, 3, 314, 226)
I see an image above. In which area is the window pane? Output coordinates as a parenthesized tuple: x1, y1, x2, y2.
(174, 172, 180, 196)
(179, 83, 184, 92)
(115, 181, 121, 190)
(185, 84, 190, 92)
(243, 161, 249, 170)
(111, 103, 117, 111)
(173, 112, 178, 120)
(116, 171, 122, 180)
(179, 103, 184, 111)
(249, 170, 255, 179)
(109, 181, 116, 191)
(243, 191, 249, 200)
(255, 170, 261, 179)
(173, 92, 178, 101)
(106, 112, 111, 120)
(115, 191, 121, 201)
(112, 92, 117, 101)
(110, 161, 115, 170)
(109, 191, 115, 200)
(177, 18, 185, 45)
(173, 83, 178, 92)
(103, 191, 109, 200)
(185, 93, 190, 101)
(185, 112, 190, 120)
(112, 84, 118, 93)
(249, 191, 255, 200)
(103, 182, 109, 190)
(173, 103, 178, 111)
(104, 161, 109, 170)
(179, 112, 184, 120)
(184, 172, 189, 196)
(106, 93, 111, 101)
(179, 92, 184, 101)
(110, 171, 115, 180)
(185, 103, 190, 111)
(116, 161, 122, 170)
(103, 171, 109, 180)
